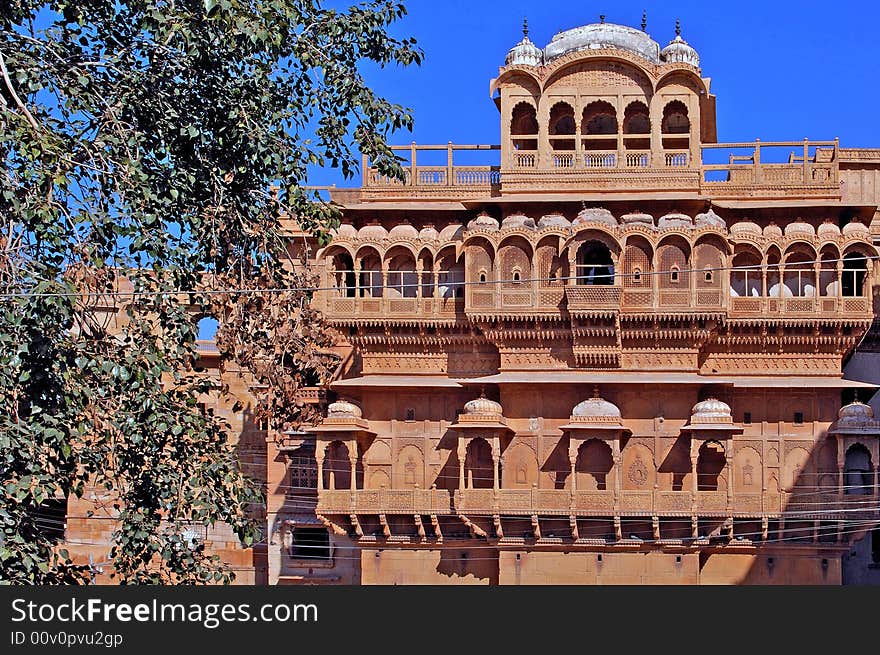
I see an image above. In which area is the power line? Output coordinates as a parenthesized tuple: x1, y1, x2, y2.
(0, 251, 875, 299)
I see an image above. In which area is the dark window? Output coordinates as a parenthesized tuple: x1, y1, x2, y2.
(743, 412, 752, 425)
(794, 412, 804, 425)
(513, 271, 521, 282)
(872, 529, 880, 564)
(671, 268, 680, 283)
(290, 528, 331, 560)
(705, 270, 713, 283)
(289, 449, 318, 490)
(33, 499, 67, 542)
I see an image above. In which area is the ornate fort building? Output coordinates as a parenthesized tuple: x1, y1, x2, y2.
(67, 18, 880, 584)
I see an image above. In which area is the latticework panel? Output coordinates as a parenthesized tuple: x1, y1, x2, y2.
(658, 243, 689, 289)
(622, 242, 651, 288)
(499, 243, 531, 289)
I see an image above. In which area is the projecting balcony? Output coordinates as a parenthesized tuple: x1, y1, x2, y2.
(357, 140, 842, 201)
(317, 487, 450, 514)
(322, 295, 464, 324)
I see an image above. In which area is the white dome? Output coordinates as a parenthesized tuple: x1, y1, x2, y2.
(695, 208, 726, 229)
(574, 207, 617, 227)
(658, 212, 693, 229)
(501, 213, 537, 230)
(784, 221, 816, 237)
(467, 212, 500, 231)
(538, 213, 572, 229)
(571, 393, 622, 422)
(388, 223, 419, 240)
(545, 22, 661, 64)
(763, 223, 783, 238)
(817, 220, 841, 240)
(506, 21, 544, 66)
(358, 224, 388, 240)
(438, 223, 465, 242)
(838, 400, 874, 427)
(327, 399, 362, 419)
(690, 398, 732, 424)
(621, 212, 654, 227)
(730, 221, 762, 237)
(843, 220, 870, 237)
(660, 35, 699, 67)
(333, 223, 358, 239)
(464, 395, 503, 416)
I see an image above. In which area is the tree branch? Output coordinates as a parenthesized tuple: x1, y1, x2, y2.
(0, 49, 41, 133)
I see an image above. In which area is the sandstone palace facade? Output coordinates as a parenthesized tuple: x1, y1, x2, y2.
(68, 19, 880, 584)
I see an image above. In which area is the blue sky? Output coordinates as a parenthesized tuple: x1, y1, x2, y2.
(309, 0, 880, 186)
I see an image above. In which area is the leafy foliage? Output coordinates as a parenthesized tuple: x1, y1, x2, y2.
(0, 0, 419, 583)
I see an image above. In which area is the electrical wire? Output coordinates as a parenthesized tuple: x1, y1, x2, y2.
(0, 251, 876, 299)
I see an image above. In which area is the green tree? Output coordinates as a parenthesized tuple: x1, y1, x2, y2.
(0, 0, 419, 584)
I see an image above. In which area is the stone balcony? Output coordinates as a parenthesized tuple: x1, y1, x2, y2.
(316, 487, 878, 519)
(357, 140, 843, 201)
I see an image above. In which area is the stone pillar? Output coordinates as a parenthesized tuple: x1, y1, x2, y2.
(612, 439, 622, 508)
(836, 435, 845, 497)
(349, 445, 358, 492)
(458, 440, 467, 490)
(492, 437, 500, 491)
(836, 261, 844, 299)
(415, 261, 423, 301)
(690, 438, 699, 496)
(778, 265, 786, 299)
(381, 267, 388, 299)
(725, 441, 734, 509)
(433, 265, 440, 301)
(315, 443, 326, 492)
(568, 437, 579, 495)
(761, 258, 768, 298)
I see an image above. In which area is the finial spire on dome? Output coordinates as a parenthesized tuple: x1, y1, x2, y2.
(600, 14, 605, 24)
(675, 18, 681, 37)
(523, 17, 529, 38)
(642, 10, 647, 32)
(592, 386, 600, 399)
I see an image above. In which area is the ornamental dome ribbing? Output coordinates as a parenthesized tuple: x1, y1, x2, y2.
(574, 207, 617, 227)
(658, 212, 693, 229)
(467, 212, 501, 231)
(784, 221, 816, 237)
(506, 20, 544, 67)
(333, 223, 357, 239)
(571, 393, 622, 422)
(660, 34, 699, 67)
(419, 225, 439, 241)
(730, 221, 762, 237)
(817, 220, 841, 240)
(463, 395, 503, 417)
(544, 21, 661, 64)
(327, 399, 362, 419)
(538, 213, 572, 229)
(763, 223, 783, 238)
(388, 223, 419, 240)
(695, 208, 726, 229)
(690, 398, 733, 424)
(842, 220, 870, 237)
(837, 400, 874, 427)
(358, 224, 388, 240)
(502, 213, 537, 230)
(621, 211, 654, 227)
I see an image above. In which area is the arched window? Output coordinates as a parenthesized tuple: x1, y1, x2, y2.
(662, 100, 690, 134)
(623, 101, 650, 134)
(549, 102, 576, 152)
(784, 252, 816, 298)
(730, 251, 762, 298)
(697, 441, 726, 491)
(842, 252, 868, 297)
(582, 101, 618, 136)
(576, 242, 614, 286)
(671, 267, 680, 283)
(510, 103, 538, 151)
(465, 438, 494, 489)
(328, 250, 356, 297)
(844, 444, 873, 496)
(576, 440, 614, 491)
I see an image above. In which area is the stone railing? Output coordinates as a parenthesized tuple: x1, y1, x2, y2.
(323, 295, 464, 322)
(317, 488, 450, 514)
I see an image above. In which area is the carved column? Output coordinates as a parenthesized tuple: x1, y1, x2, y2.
(415, 261, 424, 301)
(725, 441, 734, 510)
(458, 439, 467, 490)
(433, 265, 440, 301)
(349, 445, 358, 492)
(354, 261, 362, 300)
(836, 261, 844, 300)
(836, 435, 845, 497)
(491, 437, 500, 491)
(568, 438, 579, 495)
(761, 257, 768, 298)
(612, 439, 622, 509)
(690, 438, 699, 510)
(315, 444, 326, 492)
(778, 265, 786, 299)
(381, 266, 388, 300)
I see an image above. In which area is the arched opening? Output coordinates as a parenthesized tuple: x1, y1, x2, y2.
(576, 439, 614, 491)
(385, 246, 418, 299)
(510, 102, 539, 151)
(766, 248, 783, 299)
(622, 237, 652, 291)
(697, 441, 726, 491)
(357, 247, 383, 298)
(581, 101, 618, 161)
(694, 238, 725, 297)
(536, 236, 565, 289)
(549, 102, 576, 155)
(623, 101, 650, 155)
(323, 441, 352, 490)
(657, 238, 690, 291)
(575, 241, 615, 286)
(499, 236, 532, 290)
(418, 250, 434, 298)
(730, 250, 762, 298)
(819, 247, 839, 297)
(661, 100, 690, 153)
(465, 438, 494, 489)
(197, 316, 219, 342)
(784, 251, 816, 298)
(844, 444, 873, 496)
(842, 252, 868, 297)
(438, 248, 464, 299)
(327, 249, 356, 298)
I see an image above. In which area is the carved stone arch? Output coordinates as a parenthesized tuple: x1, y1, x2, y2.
(395, 444, 425, 489)
(783, 447, 811, 492)
(693, 236, 727, 290)
(622, 234, 653, 288)
(510, 100, 539, 134)
(576, 439, 615, 491)
(656, 234, 691, 289)
(661, 99, 690, 134)
(656, 68, 709, 95)
(502, 442, 538, 489)
(782, 241, 818, 264)
(498, 235, 533, 288)
(369, 469, 391, 490)
(621, 443, 655, 491)
(544, 57, 654, 97)
(734, 446, 762, 493)
(731, 245, 763, 298)
(623, 99, 651, 134)
(490, 69, 542, 97)
(565, 228, 622, 261)
(536, 234, 565, 289)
